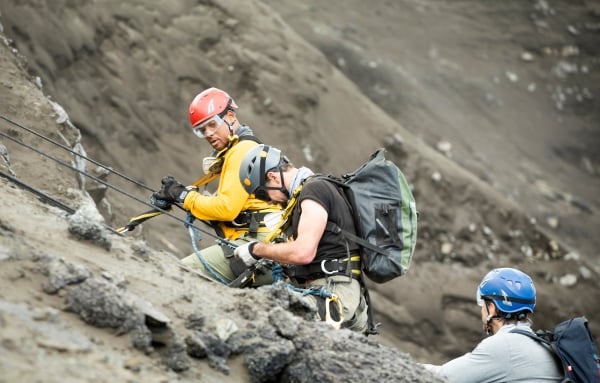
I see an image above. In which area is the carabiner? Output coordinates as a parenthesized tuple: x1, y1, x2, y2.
(324, 295, 343, 329)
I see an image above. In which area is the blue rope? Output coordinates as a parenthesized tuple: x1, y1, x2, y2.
(285, 284, 335, 299)
(271, 258, 334, 298)
(271, 263, 284, 283)
(185, 212, 228, 285)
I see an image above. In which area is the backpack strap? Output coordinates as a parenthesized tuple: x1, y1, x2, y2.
(325, 222, 396, 259)
(510, 328, 569, 382)
(238, 134, 262, 144)
(510, 328, 551, 345)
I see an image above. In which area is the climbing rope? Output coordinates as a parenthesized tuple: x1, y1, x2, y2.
(0, 169, 124, 236)
(0, 128, 152, 208)
(0, 114, 154, 192)
(271, 263, 284, 283)
(285, 283, 336, 299)
(185, 213, 229, 285)
(269, 261, 336, 299)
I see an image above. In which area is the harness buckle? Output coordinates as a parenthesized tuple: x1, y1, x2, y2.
(320, 259, 338, 275)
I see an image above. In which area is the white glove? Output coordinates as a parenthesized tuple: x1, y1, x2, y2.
(234, 241, 259, 267)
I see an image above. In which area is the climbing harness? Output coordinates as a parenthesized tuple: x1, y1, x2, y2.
(262, 179, 305, 243)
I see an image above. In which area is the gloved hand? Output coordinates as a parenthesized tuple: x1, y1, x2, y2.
(149, 176, 188, 209)
(234, 241, 260, 267)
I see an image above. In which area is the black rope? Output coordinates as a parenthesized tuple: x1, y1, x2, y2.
(0, 169, 75, 214)
(0, 169, 123, 236)
(0, 128, 150, 206)
(0, 114, 154, 192)
(0, 115, 232, 244)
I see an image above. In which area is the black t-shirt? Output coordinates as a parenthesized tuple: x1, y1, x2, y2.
(291, 178, 360, 262)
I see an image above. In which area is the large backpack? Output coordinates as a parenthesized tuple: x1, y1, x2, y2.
(511, 317, 600, 383)
(322, 147, 418, 283)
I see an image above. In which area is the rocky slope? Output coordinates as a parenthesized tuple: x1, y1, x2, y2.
(1, 0, 599, 381)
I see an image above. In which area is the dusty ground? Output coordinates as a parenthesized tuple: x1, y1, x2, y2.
(0, 0, 599, 381)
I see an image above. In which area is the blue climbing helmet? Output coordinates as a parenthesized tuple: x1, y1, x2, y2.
(476, 267, 536, 314)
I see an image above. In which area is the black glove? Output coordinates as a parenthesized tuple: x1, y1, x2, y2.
(149, 176, 188, 209)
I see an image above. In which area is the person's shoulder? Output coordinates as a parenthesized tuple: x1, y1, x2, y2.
(237, 134, 261, 145)
(476, 331, 514, 351)
(230, 137, 261, 152)
(302, 177, 339, 198)
(479, 328, 538, 354)
(304, 176, 329, 189)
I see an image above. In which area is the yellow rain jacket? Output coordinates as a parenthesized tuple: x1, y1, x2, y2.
(182, 138, 280, 240)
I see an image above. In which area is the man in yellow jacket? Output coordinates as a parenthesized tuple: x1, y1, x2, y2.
(150, 87, 281, 285)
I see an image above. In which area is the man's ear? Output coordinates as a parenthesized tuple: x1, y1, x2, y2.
(486, 301, 497, 316)
(266, 171, 279, 185)
(223, 110, 236, 127)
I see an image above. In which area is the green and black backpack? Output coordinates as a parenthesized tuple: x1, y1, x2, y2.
(321, 147, 418, 283)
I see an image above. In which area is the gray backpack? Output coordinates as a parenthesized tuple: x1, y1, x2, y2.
(323, 148, 418, 283)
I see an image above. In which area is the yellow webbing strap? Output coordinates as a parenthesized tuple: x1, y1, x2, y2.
(191, 135, 240, 186)
(115, 209, 164, 233)
(345, 255, 362, 277)
(263, 180, 305, 243)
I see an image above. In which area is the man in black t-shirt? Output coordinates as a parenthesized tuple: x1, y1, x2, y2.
(234, 145, 369, 333)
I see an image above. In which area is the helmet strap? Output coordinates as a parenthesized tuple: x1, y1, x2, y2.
(483, 301, 503, 335)
(278, 168, 290, 199)
(225, 117, 236, 136)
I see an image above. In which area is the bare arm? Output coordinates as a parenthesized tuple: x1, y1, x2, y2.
(252, 199, 326, 265)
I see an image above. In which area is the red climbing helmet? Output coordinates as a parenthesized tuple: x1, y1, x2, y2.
(188, 87, 238, 128)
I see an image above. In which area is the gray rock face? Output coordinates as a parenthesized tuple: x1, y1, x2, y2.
(67, 201, 112, 250)
(41, 254, 92, 294)
(65, 277, 141, 330)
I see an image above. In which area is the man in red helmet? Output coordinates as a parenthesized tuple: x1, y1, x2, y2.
(150, 87, 281, 285)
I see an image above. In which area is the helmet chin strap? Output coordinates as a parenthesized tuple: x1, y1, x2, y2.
(226, 118, 237, 135)
(224, 118, 240, 151)
(278, 168, 290, 199)
(483, 303, 503, 335)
